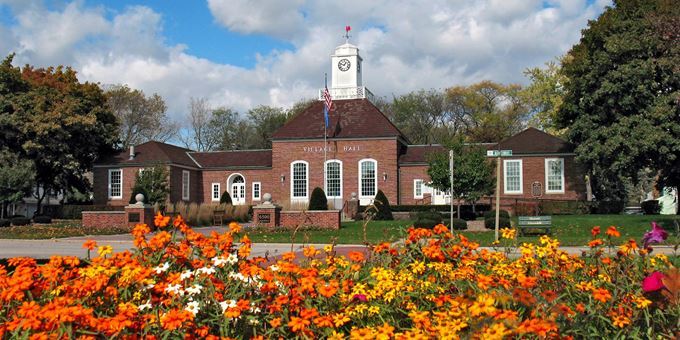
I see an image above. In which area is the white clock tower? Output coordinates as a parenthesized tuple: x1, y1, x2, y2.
(320, 27, 373, 101)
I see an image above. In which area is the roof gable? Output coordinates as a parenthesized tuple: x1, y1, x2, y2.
(486, 128, 574, 154)
(189, 150, 272, 168)
(272, 99, 406, 141)
(97, 141, 198, 167)
(398, 145, 446, 164)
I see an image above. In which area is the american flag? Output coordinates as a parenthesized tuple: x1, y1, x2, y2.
(323, 87, 332, 128)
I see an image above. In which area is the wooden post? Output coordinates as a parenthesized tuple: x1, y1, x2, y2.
(495, 156, 501, 242)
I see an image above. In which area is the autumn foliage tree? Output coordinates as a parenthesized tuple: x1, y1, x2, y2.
(0, 54, 118, 213)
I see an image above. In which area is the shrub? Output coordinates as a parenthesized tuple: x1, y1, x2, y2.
(308, 187, 328, 210)
(484, 216, 511, 229)
(373, 190, 393, 220)
(0, 219, 9, 228)
(641, 200, 660, 215)
(220, 191, 233, 205)
(483, 210, 510, 219)
(515, 202, 539, 216)
(590, 200, 625, 214)
(413, 211, 442, 229)
(11, 216, 31, 226)
(449, 218, 467, 230)
(538, 200, 590, 215)
(33, 215, 52, 224)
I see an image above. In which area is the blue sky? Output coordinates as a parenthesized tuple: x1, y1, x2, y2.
(0, 0, 611, 119)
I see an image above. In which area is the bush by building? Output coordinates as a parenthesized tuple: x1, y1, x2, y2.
(308, 187, 328, 210)
(484, 216, 511, 229)
(413, 211, 442, 229)
(220, 191, 233, 205)
(11, 216, 31, 226)
(641, 200, 660, 215)
(33, 215, 52, 224)
(0, 219, 9, 228)
(449, 218, 467, 230)
(373, 190, 393, 220)
(483, 210, 510, 219)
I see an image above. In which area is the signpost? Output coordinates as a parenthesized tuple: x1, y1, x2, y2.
(487, 149, 512, 242)
(449, 150, 454, 232)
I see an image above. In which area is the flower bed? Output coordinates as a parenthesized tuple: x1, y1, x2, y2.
(0, 214, 678, 338)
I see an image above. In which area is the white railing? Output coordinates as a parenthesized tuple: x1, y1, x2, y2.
(318, 86, 374, 102)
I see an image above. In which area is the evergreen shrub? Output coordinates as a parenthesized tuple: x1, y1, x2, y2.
(220, 191, 233, 205)
(373, 190, 393, 220)
(308, 187, 328, 210)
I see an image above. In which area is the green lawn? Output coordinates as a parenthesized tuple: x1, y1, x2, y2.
(0, 220, 130, 239)
(246, 214, 680, 246)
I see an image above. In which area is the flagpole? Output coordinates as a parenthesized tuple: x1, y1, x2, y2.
(323, 74, 328, 197)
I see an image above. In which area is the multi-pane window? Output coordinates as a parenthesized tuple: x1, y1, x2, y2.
(291, 161, 308, 199)
(504, 160, 523, 194)
(359, 159, 377, 197)
(545, 158, 564, 193)
(182, 170, 190, 200)
(108, 169, 122, 199)
(414, 179, 423, 199)
(325, 160, 342, 198)
(212, 183, 220, 201)
(252, 182, 261, 200)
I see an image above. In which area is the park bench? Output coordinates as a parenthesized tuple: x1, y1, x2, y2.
(213, 209, 225, 226)
(518, 216, 552, 236)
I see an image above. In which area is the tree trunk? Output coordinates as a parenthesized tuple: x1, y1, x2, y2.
(34, 185, 48, 216)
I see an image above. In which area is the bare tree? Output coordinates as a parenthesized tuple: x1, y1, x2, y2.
(180, 97, 220, 151)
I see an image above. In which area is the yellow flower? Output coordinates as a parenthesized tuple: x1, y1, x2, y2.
(324, 244, 333, 252)
(97, 245, 113, 257)
(482, 322, 510, 340)
(500, 228, 516, 239)
(634, 296, 652, 309)
(611, 315, 630, 328)
(333, 313, 350, 327)
(410, 261, 426, 275)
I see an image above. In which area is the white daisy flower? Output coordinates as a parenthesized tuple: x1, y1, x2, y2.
(185, 301, 200, 315)
(180, 270, 193, 280)
(153, 262, 170, 274)
(138, 300, 152, 311)
(186, 284, 203, 295)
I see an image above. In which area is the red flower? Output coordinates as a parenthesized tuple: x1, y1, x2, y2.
(642, 272, 665, 292)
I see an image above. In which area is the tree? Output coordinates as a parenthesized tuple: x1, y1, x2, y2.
(0, 151, 34, 218)
(427, 136, 495, 217)
(246, 105, 290, 149)
(105, 84, 178, 148)
(521, 58, 568, 136)
(180, 97, 220, 151)
(210, 107, 243, 150)
(446, 81, 529, 143)
(556, 0, 680, 198)
(220, 191, 232, 205)
(0, 55, 119, 214)
(129, 164, 169, 205)
(390, 89, 459, 144)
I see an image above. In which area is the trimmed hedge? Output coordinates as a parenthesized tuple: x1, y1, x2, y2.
(11, 217, 31, 226)
(33, 215, 52, 224)
(220, 191, 233, 205)
(373, 190, 393, 220)
(483, 210, 510, 219)
(309, 187, 328, 210)
(413, 211, 443, 229)
(641, 200, 660, 215)
(590, 200, 625, 214)
(484, 217, 511, 229)
(449, 218, 467, 230)
(0, 219, 9, 228)
(538, 200, 590, 215)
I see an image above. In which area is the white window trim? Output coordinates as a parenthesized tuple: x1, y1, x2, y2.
(544, 158, 565, 194)
(290, 160, 309, 201)
(414, 179, 424, 199)
(182, 170, 190, 201)
(211, 183, 221, 201)
(324, 159, 343, 199)
(358, 158, 378, 199)
(108, 168, 122, 199)
(252, 182, 261, 200)
(503, 159, 523, 194)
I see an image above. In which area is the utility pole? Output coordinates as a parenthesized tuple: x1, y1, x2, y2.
(449, 149, 454, 232)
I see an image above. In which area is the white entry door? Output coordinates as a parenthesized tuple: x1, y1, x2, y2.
(230, 175, 246, 205)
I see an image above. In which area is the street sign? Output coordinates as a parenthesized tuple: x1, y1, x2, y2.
(486, 150, 512, 157)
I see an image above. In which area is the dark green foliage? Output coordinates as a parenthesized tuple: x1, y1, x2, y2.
(641, 200, 660, 215)
(0, 219, 9, 228)
(308, 187, 328, 211)
(537, 200, 591, 215)
(129, 165, 169, 205)
(129, 186, 149, 204)
(413, 211, 443, 229)
(373, 190, 393, 220)
(449, 218, 468, 230)
(33, 215, 52, 224)
(54, 205, 124, 220)
(220, 191, 232, 205)
(484, 217, 511, 229)
(11, 216, 30, 226)
(557, 0, 680, 196)
(590, 201, 625, 214)
(483, 210, 510, 219)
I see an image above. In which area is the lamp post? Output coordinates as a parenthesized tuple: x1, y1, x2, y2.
(487, 149, 512, 242)
(449, 149, 454, 232)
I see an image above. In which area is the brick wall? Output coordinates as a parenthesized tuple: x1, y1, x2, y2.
(82, 211, 126, 228)
(93, 166, 143, 206)
(271, 139, 399, 206)
(201, 169, 273, 205)
(497, 155, 586, 201)
(279, 210, 341, 230)
(169, 167, 202, 203)
(398, 164, 431, 205)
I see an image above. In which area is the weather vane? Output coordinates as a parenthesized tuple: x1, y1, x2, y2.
(344, 25, 351, 43)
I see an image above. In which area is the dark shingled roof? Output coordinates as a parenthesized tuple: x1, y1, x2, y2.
(399, 145, 446, 164)
(486, 128, 574, 154)
(272, 99, 406, 140)
(97, 141, 198, 167)
(188, 150, 272, 168)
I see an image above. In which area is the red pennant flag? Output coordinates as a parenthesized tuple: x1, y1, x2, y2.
(345, 25, 351, 32)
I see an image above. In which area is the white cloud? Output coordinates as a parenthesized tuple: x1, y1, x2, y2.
(0, 0, 612, 124)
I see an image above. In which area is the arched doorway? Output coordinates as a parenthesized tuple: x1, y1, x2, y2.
(227, 174, 246, 205)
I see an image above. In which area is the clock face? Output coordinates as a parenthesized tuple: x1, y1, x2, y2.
(338, 58, 351, 72)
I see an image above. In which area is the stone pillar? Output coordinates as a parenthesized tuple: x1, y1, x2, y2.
(125, 193, 154, 228)
(252, 193, 281, 228)
(346, 192, 360, 221)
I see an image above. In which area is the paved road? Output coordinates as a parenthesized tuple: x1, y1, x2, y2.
(0, 227, 677, 259)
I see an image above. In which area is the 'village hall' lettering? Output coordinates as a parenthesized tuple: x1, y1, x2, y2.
(302, 145, 361, 153)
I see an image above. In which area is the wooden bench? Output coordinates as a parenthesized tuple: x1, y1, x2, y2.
(213, 210, 225, 226)
(518, 216, 552, 236)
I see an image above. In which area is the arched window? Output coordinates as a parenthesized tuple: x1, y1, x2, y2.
(325, 160, 342, 198)
(358, 159, 377, 198)
(291, 161, 308, 200)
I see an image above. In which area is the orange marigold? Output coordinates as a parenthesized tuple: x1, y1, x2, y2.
(606, 226, 621, 237)
(348, 251, 365, 262)
(154, 212, 170, 228)
(288, 316, 310, 332)
(591, 226, 601, 237)
(82, 240, 97, 251)
(592, 288, 612, 303)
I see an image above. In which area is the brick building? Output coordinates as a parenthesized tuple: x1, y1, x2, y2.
(93, 40, 586, 209)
